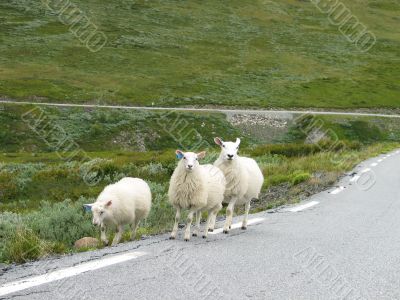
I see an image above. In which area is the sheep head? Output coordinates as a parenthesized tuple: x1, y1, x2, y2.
(84, 200, 113, 226)
(176, 150, 206, 172)
(214, 137, 241, 161)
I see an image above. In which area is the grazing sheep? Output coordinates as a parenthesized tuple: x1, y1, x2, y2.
(214, 137, 264, 233)
(168, 150, 225, 241)
(84, 177, 152, 246)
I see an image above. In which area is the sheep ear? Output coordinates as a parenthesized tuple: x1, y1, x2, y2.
(197, 151, 206, 159)
(106, 200, 112, 207)
(176, 150, 184, 160)
(214, 137, 223, 146)
(236, 138, 241, 145)
(83, 204, 93, 212)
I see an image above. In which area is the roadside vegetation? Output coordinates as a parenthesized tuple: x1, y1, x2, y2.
(0, 0, 399, 109)
(2, 105, 400, 263)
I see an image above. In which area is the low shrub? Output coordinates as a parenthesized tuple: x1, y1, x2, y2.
(0, 212, 22, 261)
(4, 227, 49, 264)
(145, 182, 174, 232)
(26, 198, 96, 247)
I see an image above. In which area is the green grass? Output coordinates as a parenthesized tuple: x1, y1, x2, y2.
(2, 107, 400, 263)
(0, 103, 248, 152)
(0, 0, 399, 108)
(1, 140, 398, 263)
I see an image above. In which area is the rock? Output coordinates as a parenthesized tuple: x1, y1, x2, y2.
(74, 237, 99, 249)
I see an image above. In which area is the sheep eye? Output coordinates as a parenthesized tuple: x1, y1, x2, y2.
(222, 145, 225, 148)
(183, 157, 186, 160)
(100, 211, 104, 215)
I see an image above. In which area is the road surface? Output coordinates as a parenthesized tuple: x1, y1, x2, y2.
(1, 100, 400, 119)
(1, 150, 400, 299)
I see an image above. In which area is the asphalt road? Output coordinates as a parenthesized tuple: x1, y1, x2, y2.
(1, 150, 400, 299)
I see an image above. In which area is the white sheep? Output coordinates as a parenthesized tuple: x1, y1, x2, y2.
(84, 177, 152, 246)
(168, 150, 225, 241)
(213, 137, 264, 233)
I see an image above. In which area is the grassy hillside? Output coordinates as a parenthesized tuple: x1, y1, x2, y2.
(0, 104, 246, 152)
(0, 0, 399, 108)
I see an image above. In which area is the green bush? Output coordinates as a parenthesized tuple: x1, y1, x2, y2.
(0, 212, 22, 261)
(145, 181, 174, 233)
(251, 141, 361, 158)
(4, 227, 48, 264)
(27, 198, 96, 247)
(251, 143, 322, 157)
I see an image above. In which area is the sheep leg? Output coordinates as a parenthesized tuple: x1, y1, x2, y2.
(208, 213, 216, 232)
(184, 208, 196, 241)
(242, 200, 251, 230)
(203, 204, 220, 238)
(208, 203, 222, 233)
(170, 207, 181, 240)
(130, 218, 140, 241)
(223, 199, 237, 234)
(111, 225, 124, 246)
(192, 211, 201, 237)
(203, 213, 212, 239)
(100, 225, 109, 245)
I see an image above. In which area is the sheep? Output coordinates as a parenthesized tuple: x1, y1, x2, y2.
(213, 137, 264, 233)
(168, 150, 225, 241)
(83, 177, 152, 246)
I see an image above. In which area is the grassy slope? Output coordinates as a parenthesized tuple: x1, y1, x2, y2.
(0, 104, 247, 152)
(0, 0, 399, 108)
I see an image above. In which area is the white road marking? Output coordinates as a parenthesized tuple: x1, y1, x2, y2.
(288, 201, 319, 212)
(208, 217, 265, 234)
(370, 163, 378, 167)
(0, 251, 146, 297)
(350, 168, 372, 182)
(330, 186, 345, 195)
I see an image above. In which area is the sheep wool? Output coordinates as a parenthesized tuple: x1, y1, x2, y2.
(85, 177, 152, 246)
(214, 137, 264, 233)
(168, 151, 225, 241)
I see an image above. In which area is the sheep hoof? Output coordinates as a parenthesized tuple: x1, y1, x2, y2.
(192, 233, 197, 237)
(229, 226, 231, 229)
(169, 236, 175, 240)
(208, 229, 214, 232)
(184, 238, 190, 242)
(102, 240, 109, 246)
(223, 230, 229, 234)
(241, 226, 247, 230)
(202, 235, 207, 239)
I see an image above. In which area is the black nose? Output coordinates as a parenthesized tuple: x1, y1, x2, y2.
(228, 154, 234, 158)
(188, 165, 193, 168)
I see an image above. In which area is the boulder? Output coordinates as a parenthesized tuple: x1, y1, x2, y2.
(74, 237, 99, 249)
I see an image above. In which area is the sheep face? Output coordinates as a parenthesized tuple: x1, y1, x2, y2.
(84, 200, 113, 226)
(176, 150, 206, 171)
(214, 137, 241, 161)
